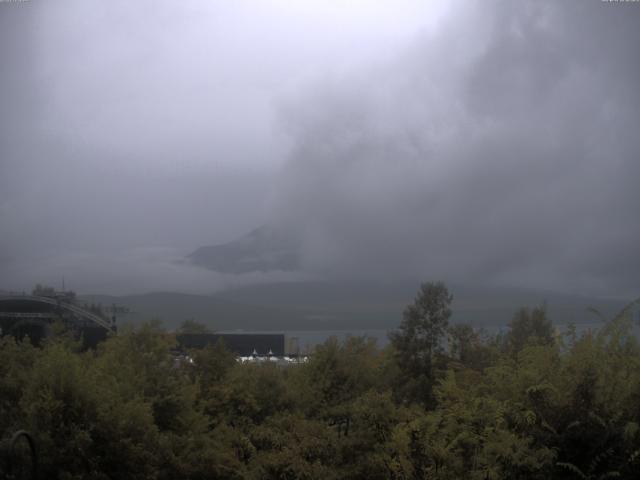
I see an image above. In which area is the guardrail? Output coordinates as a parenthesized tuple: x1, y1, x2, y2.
(0, 295, 114, 332)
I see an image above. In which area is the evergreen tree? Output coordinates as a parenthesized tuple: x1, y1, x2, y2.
(506, 304, 554, 355)
(389, 281, 453, 406)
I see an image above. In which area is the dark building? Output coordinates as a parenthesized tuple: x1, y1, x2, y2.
(176, 333, 286, 357)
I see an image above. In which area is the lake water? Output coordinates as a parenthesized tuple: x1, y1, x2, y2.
(221, 320, 640, 354)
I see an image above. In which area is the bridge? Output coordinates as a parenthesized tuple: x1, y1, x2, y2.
(0, 294, 116, 334)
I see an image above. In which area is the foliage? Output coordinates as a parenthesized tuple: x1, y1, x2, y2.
(1, 289, 639, 479)
(177, 319, 212, 334)
(389, 281, 453, 406)
(504, 304, 555, 355)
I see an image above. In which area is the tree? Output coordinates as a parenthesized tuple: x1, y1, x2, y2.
(177, 318, 212, 334)
(505, 304, 554, 355)
(447, 323, 476, 364)
(389, 281, 453, 406)
(301, 336, 383, 411)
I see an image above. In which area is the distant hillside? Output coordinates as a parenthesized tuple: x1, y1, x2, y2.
(80, 282, 630, 332)
(188, 225, 300, 273)
(185, 228, 631, 330)
(79, 291, 306, 331)
(213, 281, 628, 328)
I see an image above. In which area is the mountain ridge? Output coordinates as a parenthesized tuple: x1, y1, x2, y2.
(79, 282, 629, 332)
(188, 225, 300, 273)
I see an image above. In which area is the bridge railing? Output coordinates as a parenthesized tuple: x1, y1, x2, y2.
(0, 295, 115, 332)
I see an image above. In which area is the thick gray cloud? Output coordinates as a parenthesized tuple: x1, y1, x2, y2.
(0, 0, 436, 293)
(272, 1, 640, 297)
(1, 1, 638, 296)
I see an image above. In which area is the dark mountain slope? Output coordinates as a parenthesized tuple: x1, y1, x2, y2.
(81, 283, 629, 332)
(188, 225, 300, 273)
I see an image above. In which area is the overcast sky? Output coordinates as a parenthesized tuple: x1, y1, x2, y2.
(1, 0, 638, 297)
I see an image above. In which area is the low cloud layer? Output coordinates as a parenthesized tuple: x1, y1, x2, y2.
(2, 246, 306, 296)
(271, 1, 640, 296)
(1, 1, 638, 297)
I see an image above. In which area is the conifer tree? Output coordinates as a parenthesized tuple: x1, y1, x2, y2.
(389, 281, 453, 405)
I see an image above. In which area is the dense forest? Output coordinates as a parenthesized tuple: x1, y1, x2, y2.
(1, 283, 639, 479)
